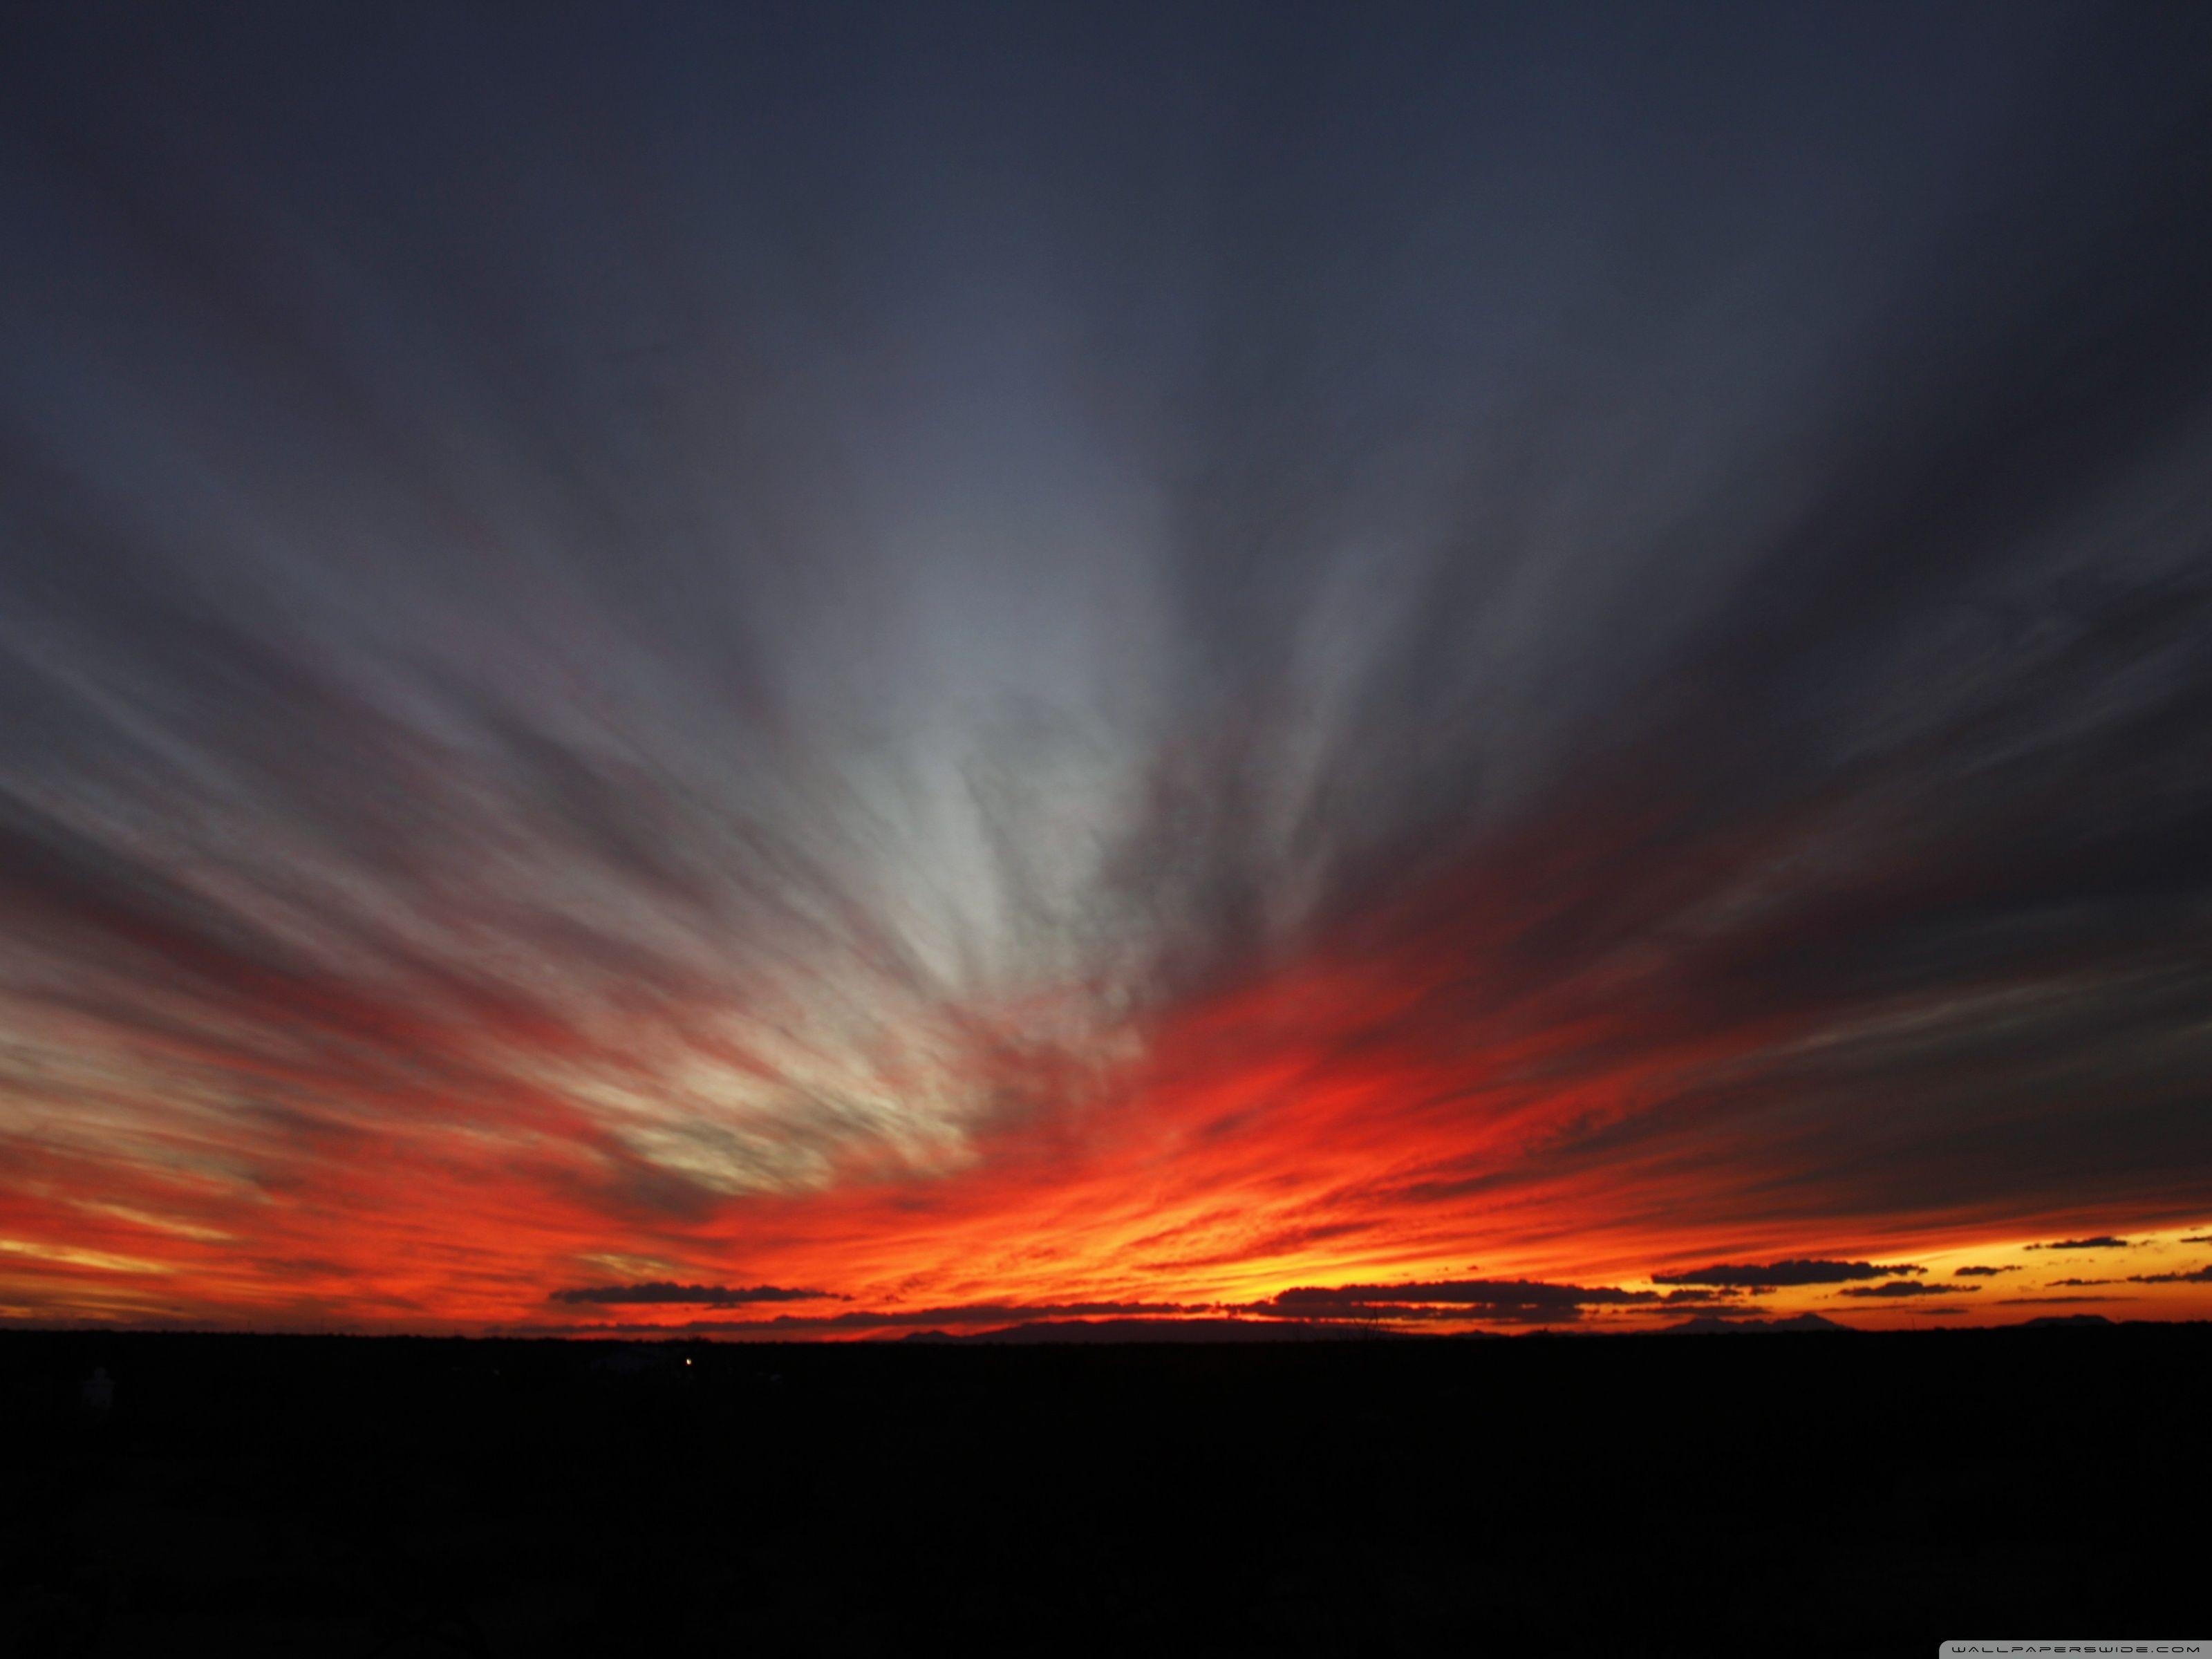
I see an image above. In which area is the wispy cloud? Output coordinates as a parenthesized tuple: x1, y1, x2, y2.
(2025, 1238, 2133, 1251)
(549, 1282, 845, 1307)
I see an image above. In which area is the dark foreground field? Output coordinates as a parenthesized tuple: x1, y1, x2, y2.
(4, 1324, 2204, 1656)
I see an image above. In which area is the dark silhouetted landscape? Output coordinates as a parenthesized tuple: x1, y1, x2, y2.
(7, 1323, 2204, 1656)
(7, 4, 2212, 1652)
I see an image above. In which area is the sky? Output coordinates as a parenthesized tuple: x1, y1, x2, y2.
(2, 2, 2211, 1337)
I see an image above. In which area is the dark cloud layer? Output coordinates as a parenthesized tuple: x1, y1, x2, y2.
(1836, 1282, 1976, 1299)
(556, 1302, 1204, 1335)
(3, 4, 2211, 1327)
(2024, 1239, 2132, 1251)
(1953, 1266, 2018, 1277)
(1250, 1280, 1661, 1325)
(1654, 1262, 1923, 1289)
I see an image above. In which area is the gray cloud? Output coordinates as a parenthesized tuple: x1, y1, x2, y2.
(1835, 1281, 1976, 1299)
(1653, 1262, 1924, 1288)
(2025, 1238, 2132, 1251)
(1248, 1279, 1662, 1325)
(2126, 1266, 2212, 1284)
(549, 1301, 1206, 1335)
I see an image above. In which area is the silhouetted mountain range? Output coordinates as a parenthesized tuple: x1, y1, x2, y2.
(6, 1322, 2206, 1654)
(1658, 1312, 1853, 1335)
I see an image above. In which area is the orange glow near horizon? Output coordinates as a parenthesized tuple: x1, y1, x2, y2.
(7, 877, 2209, 1338)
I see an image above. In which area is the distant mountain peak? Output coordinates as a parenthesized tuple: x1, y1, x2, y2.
(1658, 1312, 1853, 1335)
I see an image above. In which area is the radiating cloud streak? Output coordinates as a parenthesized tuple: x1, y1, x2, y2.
(549, 1282, 843, 1307)
(2, 4, 2211, 1331)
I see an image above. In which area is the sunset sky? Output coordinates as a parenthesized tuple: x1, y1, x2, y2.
(3, 3, 2211, 1337)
